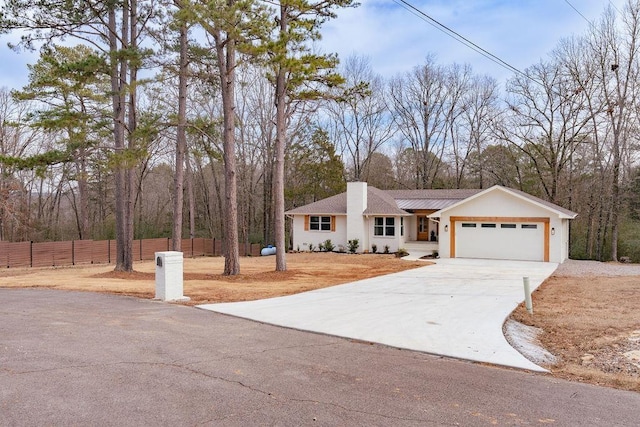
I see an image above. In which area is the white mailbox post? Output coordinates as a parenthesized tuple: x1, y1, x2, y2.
(155, 251, 190, 302)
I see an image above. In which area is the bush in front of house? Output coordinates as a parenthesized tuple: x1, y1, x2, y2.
(323, 239, 335, 252)
(395, 248, 409, 258)
(347, 239, 359, 253)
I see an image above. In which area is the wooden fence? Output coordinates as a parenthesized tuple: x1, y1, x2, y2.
(0, 238, 261, 268)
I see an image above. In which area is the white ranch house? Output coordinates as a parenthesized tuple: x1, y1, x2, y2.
(285, 182, 577, 263)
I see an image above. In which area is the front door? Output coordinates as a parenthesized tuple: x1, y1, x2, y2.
(417, 216, 430, 241)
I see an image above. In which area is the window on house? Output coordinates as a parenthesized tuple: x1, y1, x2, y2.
(400, 217, 404, 236)
(310, 216, 332, 231)
(374, 217, 395, 236)
(481, 223, 496, 228)
(521, 224, 538, 229)
(461, 223, 476, 228)
(501, 224, 517, 229)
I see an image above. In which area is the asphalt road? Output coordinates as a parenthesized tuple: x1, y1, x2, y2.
(1, 289, 638, 426)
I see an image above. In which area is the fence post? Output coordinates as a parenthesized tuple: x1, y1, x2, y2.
(30, 241, 33, 267)
(72, 240, 75, 266)
(108, 240, 111, 264)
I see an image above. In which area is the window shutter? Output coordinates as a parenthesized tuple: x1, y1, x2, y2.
(304, 215, 309, 231)
(331, 216, 336, 232)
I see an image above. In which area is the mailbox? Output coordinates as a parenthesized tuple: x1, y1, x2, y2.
(155, 251, 189, 302)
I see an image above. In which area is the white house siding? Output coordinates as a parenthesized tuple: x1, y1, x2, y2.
(405, 216, 417, 241)
(291, 215, 347, 252)
(346, 182, 367, 250)
(561, 219, 570, 262)
(438, 190, 567, 263)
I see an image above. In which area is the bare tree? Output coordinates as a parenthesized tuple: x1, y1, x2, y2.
(498, 60, 593, 204)
(585, 2, 640, 261)
(326, 55, 395, 182)
(460, 75, 500, 188)
(389, 56, 449, 189)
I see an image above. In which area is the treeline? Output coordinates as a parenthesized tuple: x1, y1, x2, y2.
(1, 1, 640, 265)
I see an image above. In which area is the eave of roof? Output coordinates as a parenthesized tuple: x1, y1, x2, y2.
(427, 185, 578, 219)
(285, 193, 347, 215)
(363, 187, 410, 216)
(285, 185, 578, 220)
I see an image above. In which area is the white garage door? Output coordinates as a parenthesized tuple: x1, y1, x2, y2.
(455, 221, 544, 261)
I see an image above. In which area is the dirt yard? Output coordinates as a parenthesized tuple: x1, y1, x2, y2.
(1, 253, 638, 392)
(512, 274, 640, 393)
(0, 253, 427, 305)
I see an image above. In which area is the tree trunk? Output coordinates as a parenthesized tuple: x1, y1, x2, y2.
(186, 150, 196, 239)
(172, 20, 189, 251)
(273, 5, 288, 272)
(123, 0, 138, 272)
(109, 6, 131, 272)
(217, 28, 240, 275)
(610, 132, 621, 261)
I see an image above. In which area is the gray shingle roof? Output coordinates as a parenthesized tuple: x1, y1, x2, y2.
(284, 187, 411, 216)
(363, 187, 410, 216)
(285, 193, 347, 215)
(285, 185, 578, 219)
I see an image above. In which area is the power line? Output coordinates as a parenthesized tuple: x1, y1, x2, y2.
(392, 0, 531, 82)
(564, 0, 591, 24)
(609, 0, 622, 15)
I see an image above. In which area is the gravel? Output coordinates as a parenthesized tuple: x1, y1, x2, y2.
(504, 320, 557, 366)
(553, 259, 640, 277)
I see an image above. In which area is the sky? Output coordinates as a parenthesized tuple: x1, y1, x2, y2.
(0, 0, 628, 91)
(318, 0, 627, 83)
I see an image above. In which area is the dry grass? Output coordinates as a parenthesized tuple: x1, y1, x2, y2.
(0, 252, 427, 305)
(512, 276, 640, 392)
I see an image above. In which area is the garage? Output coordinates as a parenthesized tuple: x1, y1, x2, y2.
(428, 186, 576, 263)
(454, 220, 546, 261)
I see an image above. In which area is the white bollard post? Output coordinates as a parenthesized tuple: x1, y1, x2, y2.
(523, 276, 533, 314)
(155, 251, 190, 302)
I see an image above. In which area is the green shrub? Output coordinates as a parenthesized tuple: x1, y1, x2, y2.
(371, 244, 377, 253)
(323, 239, 335, 252)
(395, 248, 409, 258)
(347, 239, 359, 253)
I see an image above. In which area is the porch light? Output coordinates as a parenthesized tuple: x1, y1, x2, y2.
(444, 224, 448, 232)
(551, 227, 555, 235)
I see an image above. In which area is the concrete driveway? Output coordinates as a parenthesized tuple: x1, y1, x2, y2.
(199, 258, 558, 372)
